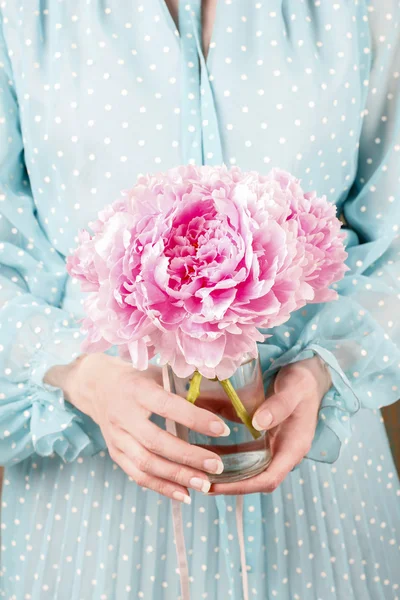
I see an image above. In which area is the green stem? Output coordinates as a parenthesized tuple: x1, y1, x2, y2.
(186, 371, 202, 404)
(219, 379, 261, 440)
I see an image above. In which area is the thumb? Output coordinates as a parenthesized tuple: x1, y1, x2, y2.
(252, 367, 304, 432)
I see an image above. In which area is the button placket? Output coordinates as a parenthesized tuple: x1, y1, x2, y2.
(179, 1, 223, 166)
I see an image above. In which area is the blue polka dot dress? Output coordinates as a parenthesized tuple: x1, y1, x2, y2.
(0, 2, 399, 599)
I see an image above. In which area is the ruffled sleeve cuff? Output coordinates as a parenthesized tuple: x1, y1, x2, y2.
(28, 324, 107, 463)
(0, 311, 106, 466)
(29, 385, 107, 463)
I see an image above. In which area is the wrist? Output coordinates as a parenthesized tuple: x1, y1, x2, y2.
(44, 354, 96, 418)
(44, 360, 80, 396)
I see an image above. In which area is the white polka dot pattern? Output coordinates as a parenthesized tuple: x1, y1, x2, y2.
(0, 1, 399, 598)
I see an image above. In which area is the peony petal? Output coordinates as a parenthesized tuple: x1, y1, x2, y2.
(128, 339, 149, 370)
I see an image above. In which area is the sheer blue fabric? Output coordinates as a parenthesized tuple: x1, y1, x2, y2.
(0, 2, 399, 598)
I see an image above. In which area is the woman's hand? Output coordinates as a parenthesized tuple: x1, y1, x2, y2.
(210, 356, 332, 495)
(45, 353, 230, 504)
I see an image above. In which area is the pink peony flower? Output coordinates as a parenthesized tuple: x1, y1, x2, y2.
(265, 169, 348, 303)
(67, 165, 348, 379)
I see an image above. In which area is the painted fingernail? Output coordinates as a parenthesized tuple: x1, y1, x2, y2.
(203, 459, 224, 475)
(252, 408, 273, 431)
(172, 491, 192, 505)
(189, 477, 211, 494)
(209, 421, 230, 436)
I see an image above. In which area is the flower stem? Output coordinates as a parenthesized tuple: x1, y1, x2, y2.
(219, 379, 261, 440)
(186, 371, 202, 404)
(185, 371, 261, 440)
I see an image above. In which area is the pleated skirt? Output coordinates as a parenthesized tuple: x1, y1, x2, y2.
(0, 407, 399, 600)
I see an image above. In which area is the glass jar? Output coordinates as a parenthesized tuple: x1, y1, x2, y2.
(167, 355, 272, 483)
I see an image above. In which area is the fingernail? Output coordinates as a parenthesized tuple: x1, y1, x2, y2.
(203, 459, 224, 475)
(172, 491, 192, 505)
(189, 477, 211, 494)
(209, 421, 230, 436)
(252, 408, 273, 431)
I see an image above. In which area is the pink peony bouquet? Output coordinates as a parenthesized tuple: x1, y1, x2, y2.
(67, 165, 348, 381)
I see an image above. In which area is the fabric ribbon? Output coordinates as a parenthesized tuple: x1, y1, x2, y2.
(236, 495, 250, 600)
(162, 365, 249, 600)
(162, 366, 191, 600)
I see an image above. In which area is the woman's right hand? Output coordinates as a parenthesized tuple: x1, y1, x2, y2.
(45, 353, 229, 504)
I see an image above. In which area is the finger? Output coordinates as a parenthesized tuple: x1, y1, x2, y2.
(210, 416, 312, 495)
(114, 428, 211, 493)
(252, 361, 319, 431)
(137, 381, 231, 437)
(111, 447, 192, 504)
(257, 415, 313, 483)
(252, 385, 300, 432)
(119, 419, 224, 476)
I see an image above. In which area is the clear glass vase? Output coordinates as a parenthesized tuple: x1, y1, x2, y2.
(167, 356, 272, 483)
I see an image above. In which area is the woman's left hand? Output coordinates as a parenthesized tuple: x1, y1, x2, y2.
(210, 355, 332, 495)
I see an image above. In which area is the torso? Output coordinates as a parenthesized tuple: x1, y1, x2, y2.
(1, 1, 369, 281)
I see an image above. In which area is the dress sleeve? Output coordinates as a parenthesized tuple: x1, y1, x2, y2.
(259, 1, 400, 463)
(0, 18, 106, 466)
